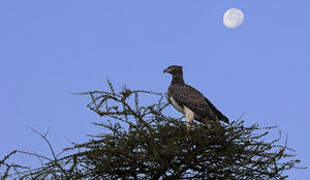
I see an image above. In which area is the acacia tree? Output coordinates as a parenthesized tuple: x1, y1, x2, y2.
(0, 81, 303, 179)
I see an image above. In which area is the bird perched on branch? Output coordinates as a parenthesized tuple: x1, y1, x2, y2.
(163, 65, 229, 130)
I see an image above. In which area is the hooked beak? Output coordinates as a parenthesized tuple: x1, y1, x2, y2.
(163, 68, 169, 73)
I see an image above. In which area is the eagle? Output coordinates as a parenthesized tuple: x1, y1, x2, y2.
(163, 65, 229, 129)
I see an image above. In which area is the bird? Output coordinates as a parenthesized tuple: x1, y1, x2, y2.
(163, 65, 229, 130)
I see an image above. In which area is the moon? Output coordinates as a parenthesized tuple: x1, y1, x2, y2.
(223, 8, 244, 29)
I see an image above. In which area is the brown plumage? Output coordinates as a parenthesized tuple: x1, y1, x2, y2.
(163, 65, 229, 127)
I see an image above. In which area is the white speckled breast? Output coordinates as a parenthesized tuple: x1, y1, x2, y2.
(170, 97, 184, 114)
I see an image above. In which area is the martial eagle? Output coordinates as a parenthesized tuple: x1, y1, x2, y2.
(163, 65, 229, 129)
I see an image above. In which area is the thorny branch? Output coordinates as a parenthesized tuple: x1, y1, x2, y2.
(0, 80, 305, 179)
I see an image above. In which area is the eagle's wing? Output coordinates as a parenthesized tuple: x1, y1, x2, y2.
(168, 85, 218, 123)
(203, 97, 229, 123)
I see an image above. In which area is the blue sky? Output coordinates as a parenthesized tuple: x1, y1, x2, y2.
(1, 0, 309, 178)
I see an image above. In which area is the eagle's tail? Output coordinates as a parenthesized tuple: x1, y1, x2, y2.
(218, 113, 229, 123)
(204, 97, 229, 124)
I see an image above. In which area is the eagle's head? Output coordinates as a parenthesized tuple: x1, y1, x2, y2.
(163, 65, 183, 75)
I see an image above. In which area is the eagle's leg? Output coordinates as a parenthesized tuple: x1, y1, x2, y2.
(184, 106, 194, 131)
